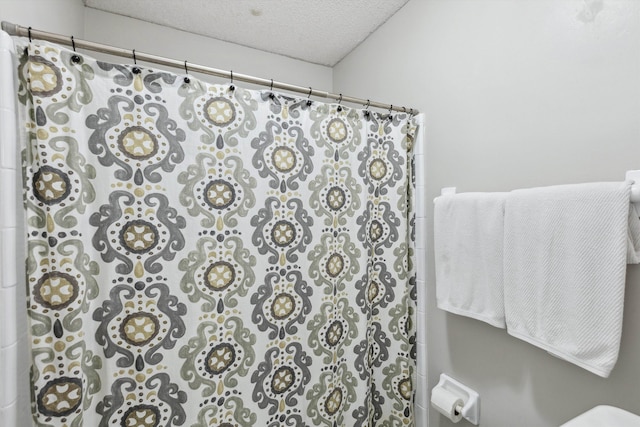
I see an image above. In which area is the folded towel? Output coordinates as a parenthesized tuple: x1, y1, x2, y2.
(434, 192, 507, 328)
(504, 181, 640, 377)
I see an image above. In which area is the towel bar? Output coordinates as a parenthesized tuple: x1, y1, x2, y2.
(441, 174, 640, 203)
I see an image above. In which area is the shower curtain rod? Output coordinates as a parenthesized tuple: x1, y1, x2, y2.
(1, 21, 419, 115)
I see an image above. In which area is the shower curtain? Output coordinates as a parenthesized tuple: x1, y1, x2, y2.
(14, 38, 416, 427)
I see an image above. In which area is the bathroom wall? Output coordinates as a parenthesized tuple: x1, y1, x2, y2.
(83, 8, 333, 90)
(334, 0, 640, 426)
(1, 0, 85, 36)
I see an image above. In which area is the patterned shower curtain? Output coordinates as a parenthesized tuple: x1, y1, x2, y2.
(15, 39, 416, 427)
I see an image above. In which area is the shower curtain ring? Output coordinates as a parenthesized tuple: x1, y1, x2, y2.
(388, 104, 394, 121)
(183, 60, 190, 84)
(363, 99, 371, 119)
(70, 36, 81, 63)
(306, 87, 313, 106)
(337, 94, 343, 112)
(132, 49, 140, 74)
(28, 27, 32, 42)
(269, 79, 275, 99)
(229, 70, 235, 91)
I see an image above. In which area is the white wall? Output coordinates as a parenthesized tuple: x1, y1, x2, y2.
(1, 0, 85, 36)
(335, 1, 640, 426)
(83, 8, 332, 90)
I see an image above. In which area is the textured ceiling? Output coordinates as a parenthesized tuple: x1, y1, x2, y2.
(83, 0, 410, 66)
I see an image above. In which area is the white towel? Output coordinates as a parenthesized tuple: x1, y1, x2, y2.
(434, 192, 507, 328)
(504, 181, 640, 377)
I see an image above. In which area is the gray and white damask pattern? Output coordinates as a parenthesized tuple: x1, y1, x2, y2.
(16, 39, 417, 426)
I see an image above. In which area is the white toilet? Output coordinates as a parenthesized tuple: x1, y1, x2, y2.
(561, 406, 640, 427)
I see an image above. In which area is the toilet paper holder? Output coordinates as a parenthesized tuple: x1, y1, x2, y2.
(433, 373, 480, 425)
